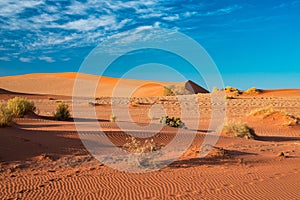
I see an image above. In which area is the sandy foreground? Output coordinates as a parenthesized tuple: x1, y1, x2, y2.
(0, 74, 300, 199)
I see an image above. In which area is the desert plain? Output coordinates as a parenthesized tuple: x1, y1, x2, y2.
(0, 73, 300, 199)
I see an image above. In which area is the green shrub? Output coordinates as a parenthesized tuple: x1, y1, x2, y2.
(159, 116, 185, 128)
(6, 97, 36, 117)
(0, 105, 13, 127)
(221, 121, 257, 139)
(54, 102, 71, 121)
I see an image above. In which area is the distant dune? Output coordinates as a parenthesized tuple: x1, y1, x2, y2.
(0, 73, 299, 97)
(0, 72, 186, 97)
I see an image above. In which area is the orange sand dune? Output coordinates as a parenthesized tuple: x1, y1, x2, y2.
(260, 89, 300, 96)
(0, 72, 184, 97)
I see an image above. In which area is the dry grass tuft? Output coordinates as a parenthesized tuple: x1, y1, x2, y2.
(123, 137, 162, 154)
(221, 121, 257, 139)
(6, 97, 36, 118)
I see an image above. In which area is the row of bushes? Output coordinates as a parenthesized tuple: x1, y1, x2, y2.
(0, 97, 71, 127)
(212, 86, 262, 95)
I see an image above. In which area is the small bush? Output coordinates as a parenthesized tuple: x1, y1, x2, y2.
(0, 105, 13, 127)
(226, 95, 235, 100)
(6, 97, 36, 117)
(212, 87, 219, 93)
(244, 87, 262, 95)
(225, 86, 239, 93)
(159, 116, 185, 128)
(54, 102, 71, 121)
(123, 137, 161, 154)
(110, 114, 117, 122)
(221, 121, 257, 139)
(163, 86, 175, 96)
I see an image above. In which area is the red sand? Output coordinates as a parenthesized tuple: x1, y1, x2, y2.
(0, 73, 300, 199)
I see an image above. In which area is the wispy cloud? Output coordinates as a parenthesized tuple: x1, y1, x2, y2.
(0, 57, 10, 61)
(39, 56, 55, 63)
(162, 14, 180, 21)
(200, 5, 242, 16)
(19, 57, 31, 63)
(0, 0, 44, 17)
(0, 0, 246, 62)
(48, 16, 116, 31)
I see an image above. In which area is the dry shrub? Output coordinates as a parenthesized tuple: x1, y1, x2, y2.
(248, 107, 299, 126)
(123, 137, 162, 154)
(0, 105, 13, 127)
(163, 86, 175, 96)
(221, 121, 257, 139)
(226, 95, 235, 100)
(212, 87, 219, 93)
(110, 114, 117, 122)
(244, 87, 262, 94)
(159, 116, 185, 128)
(225, 86, 240, 93)
(54, 102, 71, 121)
(6, 97, 36, 117)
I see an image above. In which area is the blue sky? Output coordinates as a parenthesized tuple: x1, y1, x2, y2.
(0, 0, 300, 89)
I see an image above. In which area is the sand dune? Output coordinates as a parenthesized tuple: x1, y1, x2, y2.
(0, 72, 186, 97)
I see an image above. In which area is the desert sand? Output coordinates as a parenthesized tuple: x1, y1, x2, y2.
(0, 73, 300, 199)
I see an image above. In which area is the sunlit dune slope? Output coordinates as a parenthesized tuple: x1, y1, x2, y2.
(0, 72, 185, 97)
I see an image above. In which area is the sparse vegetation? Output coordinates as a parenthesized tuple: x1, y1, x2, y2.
(248, 107, 299, 126)
(225, 86, 240, 93)
(54, 102, 71, 121)
(244, 87, 262, 95)
(6, 97, 36, 117)
(0, 105, 13, 127)
(221, 121, 258, 139)
(130, 100, 140, 107)
(226, 95, 235, 100)
(163, 86, 175, 96)
(123, 137, 161, 154)
(159, 116, 185, 128)
(212, 87, 219, 93)
(110, 114, 117, 122)
(277, 152, 285, 157)
(123, 137, 164, 167)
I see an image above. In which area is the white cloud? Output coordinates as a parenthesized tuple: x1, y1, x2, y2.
(200, 5, 242, 16)
(0, 57, 10, 61)
(49, 16, 116, 31)
(19, 57, 31, 63)
(162, 14, 180, 21)
(0, 0, 44, 17)
(39, 56, 55, 63)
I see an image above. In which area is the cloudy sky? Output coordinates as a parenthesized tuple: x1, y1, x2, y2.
(1, 0, 300, 89)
